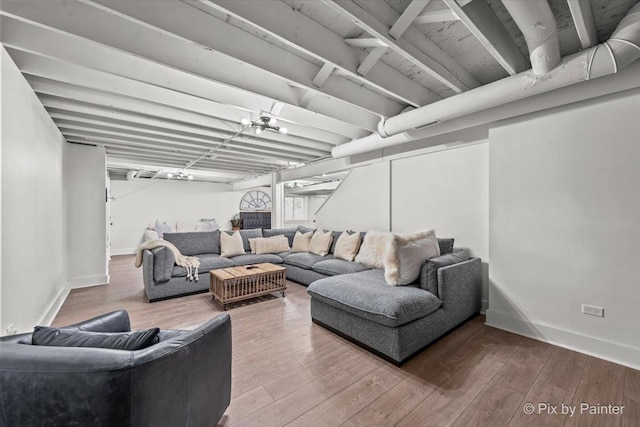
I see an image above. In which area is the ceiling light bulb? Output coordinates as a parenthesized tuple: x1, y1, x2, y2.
(268, 117, 277, 126)
(167, 173, 174, 178)
(241, 118, 250, 126)
(279, 127, 288, 134)
(255, 127, 263, 135)
(188, 175, 194, 180)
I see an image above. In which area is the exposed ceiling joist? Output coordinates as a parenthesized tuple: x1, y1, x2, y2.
(106, 159, 247, 181)
(388, 0, 430, 40)
(567, 0, 599, 49)
(311, 63, 334, 88)
(322, 0, 481, 93)
(82, 0, 396, 118)
(442, 0, 529, 75)
(0, 10, 373, 137)
(343, 38, 389, 47)
(414, 9, 459, 24)
(357, 46, 388, 77)
(199, 0, 438, 108)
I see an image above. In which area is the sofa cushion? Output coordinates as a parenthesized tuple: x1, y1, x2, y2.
(333, 232, 362, 262)
(284, 252, 330, 270)
(239, 229, 263, 252)
(312, 259, 370, 276)
(291, 230, 313, 253)
(163, 231, 220, 256)
(172, 254, 234, 277)
(437, 238, 455, 255)
(308, 229, 334, 256)
(220, 231, 246, 257)
(32, 327, 160, 350)
(230, 254, 284, 266)
(264, 227, 298, 247)
(307, 269, 442, 327)
(421, 250, 469, 296)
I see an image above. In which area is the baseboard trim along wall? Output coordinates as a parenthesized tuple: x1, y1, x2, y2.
(111, 248, 136, 256)
(486, 309, 640, 371)
(68, 275, 110, 289)
(480, 299, 488, 314)
(37, 286, 70, 327)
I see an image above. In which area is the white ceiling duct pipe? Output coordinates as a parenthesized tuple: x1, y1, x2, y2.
(502, 0, 561, 76)
(332, 3, 640, 159)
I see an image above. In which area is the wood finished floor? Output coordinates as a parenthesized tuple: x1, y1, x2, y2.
(53, 255, 640, 427)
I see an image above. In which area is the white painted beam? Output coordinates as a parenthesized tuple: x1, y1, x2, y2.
(0, 11, 373, 136)
(343, 38, 388, 47)
(414, 9, 459, 24)
(389, 0, 431, 40)
(107, 159, 246, 180)
(287, 181, 340, 195)
(442, 0, 529, 75)
(199, 0, 439, 107)
(357, 47, 388, 77)
(567, 0, 598, 49)
(232, 174, 273, 191)
(299, 90, 316, 108)
(81, 0, 396, 118)
(322, 0, 481, 93)
(312, 63, 334, 88)
(9, 47, 344, 147)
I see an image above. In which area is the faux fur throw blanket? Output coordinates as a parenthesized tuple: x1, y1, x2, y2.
(135, 239, 201, 282)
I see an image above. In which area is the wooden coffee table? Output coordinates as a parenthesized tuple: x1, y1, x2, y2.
(209, 263, 287, 310)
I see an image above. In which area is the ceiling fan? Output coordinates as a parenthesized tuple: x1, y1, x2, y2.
(241, 116, 288, 135)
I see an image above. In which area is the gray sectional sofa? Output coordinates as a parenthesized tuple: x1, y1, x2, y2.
(141, 226, 481, 364)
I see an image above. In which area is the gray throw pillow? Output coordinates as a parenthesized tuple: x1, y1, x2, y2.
(421, 250, 469, 297)
(32, 327, 160, 350)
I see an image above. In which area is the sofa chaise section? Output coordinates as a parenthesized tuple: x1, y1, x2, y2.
(307, 257, 482, 364)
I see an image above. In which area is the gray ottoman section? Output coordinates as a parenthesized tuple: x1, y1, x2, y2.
(307, 270, 441, 327)
(312, 259, 370, 276)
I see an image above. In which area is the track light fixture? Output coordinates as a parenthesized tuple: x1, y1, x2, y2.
(242, 116, 288, 134)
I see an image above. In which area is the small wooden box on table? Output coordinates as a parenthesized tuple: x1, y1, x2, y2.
(209, 263, 287, 310)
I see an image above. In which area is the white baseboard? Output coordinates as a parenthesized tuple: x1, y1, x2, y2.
(486, 309, 640, 371)
(480, 299, 489, 314)
(68, 274, 110, 289)
(111, 248, 136, 256)
(38, 286, 70, 327)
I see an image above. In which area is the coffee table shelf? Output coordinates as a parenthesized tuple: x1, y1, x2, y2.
(209, 263, 286, 310)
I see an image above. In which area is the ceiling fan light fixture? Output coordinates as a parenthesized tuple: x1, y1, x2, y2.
(268, 117, 277, 126)
(167, 173, 174, 178)
(255, 127, 263, 134)
(279, 127, 288, 134)
(240, 118, 250, 126)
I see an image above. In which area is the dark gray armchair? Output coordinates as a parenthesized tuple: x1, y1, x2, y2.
(0, 310, 231, 427)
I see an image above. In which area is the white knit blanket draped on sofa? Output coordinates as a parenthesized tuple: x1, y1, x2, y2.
(135, 239, 201, 281)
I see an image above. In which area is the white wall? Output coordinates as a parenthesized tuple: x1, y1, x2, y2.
(487, 89, 640, 369)
(315, 161, 391, 231)
(109, 179, 269, 254)
(64, 143, 108, 288)
(1, 47, 67, 333)
(392, 143, 489, 304)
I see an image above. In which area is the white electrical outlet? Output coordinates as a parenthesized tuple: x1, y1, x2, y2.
(582, 304, 604, 317)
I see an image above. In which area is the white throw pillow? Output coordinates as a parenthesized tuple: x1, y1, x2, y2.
(333, 231, 362, 262)
(155, 220, 173, 238)
(308, 229, 333, 256)
(354, 231, 394, 268)
(385, 230, 440, 286)
(255, 235, 290, 254)
(220, 231, 246, 257)
(291, 231, 313, 253)
(196, 219, 219, 232)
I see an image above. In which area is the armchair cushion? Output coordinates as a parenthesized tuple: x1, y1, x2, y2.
(32, 327, 160, 351)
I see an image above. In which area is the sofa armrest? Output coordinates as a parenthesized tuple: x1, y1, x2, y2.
(64, 309, 132, 333)
(437, 258, 482, 316)
(142, 247, 175, 284)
